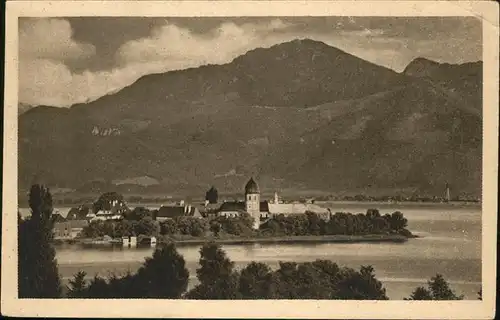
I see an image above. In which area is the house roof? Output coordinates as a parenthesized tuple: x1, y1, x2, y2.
(157, 205, 200, 218)
(157, 206, 185, 218)
(199, 203, 221, 213)
(219, 201, 246, 212)
(218, 201, 269, 213)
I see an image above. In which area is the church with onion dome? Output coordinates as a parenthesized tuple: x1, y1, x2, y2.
(217, 177, 331, 229)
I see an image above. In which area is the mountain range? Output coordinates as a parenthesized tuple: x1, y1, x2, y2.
(18, 39, 482, 198)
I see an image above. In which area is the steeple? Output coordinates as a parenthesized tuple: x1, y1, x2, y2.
(244, 177, 260, 194)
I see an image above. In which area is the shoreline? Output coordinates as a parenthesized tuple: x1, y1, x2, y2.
(163, 234, 415, 245)
(55, 233, 418, 247)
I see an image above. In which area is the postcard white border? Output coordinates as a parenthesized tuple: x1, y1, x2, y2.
(2, 1, 499, 319)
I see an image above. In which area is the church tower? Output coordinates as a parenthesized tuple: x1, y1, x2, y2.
(244, 177, 261, 229)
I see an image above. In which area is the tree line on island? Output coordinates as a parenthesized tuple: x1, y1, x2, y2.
(66, 191, 414, 241)
(19, 184, 477, 300)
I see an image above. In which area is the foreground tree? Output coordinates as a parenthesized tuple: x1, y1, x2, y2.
(334, 265, 388, 300)
(70, 244, 189, 298)
(18, 184, 62, 298)
(67, 271, 88, 298)
(406, 274, 464, 300)
(406, 286, 433, 300)
(187, 242, 240, 299)
(238, 262, 273, 299)
(135, 243, 190, 298)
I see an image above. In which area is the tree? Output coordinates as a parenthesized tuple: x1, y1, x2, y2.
(269, 262, 300, 298)
(160, 219, 178, 235)
(209, 220, 222, 237)
(135, 243, 190, 298)
(239, 262, 273, 299)
(124, 207, 151, 221)
(335, 265, 388, 300)
(388, 211, 408, 231)
(187, 242, 240, 299)
(305, 211, 322, 235)
(239, 212, 255, 230)
(366, 209, 381, 220)
(67, 271, 88, 298)
(18, 184, 62, 298)
(85, 275, 111, 298)
(406, 286, 433, 300)
(406, 274, 464, 300)
(205, 186, 219, 204)
(93, 192, 127, 213)
(427, 274, 464, 300)
(134, 217, 160, 237)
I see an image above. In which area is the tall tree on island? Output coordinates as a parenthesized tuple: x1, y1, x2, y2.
(205, 186, 219, 204)
(18, 184, 62, 298)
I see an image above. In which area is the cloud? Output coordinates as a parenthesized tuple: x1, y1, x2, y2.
(19, 58, 172, 107)
(19, 18, 96, 61)
(116, 18, 295, 68)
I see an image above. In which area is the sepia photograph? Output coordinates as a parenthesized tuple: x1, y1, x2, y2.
(2, 1, 498, 319)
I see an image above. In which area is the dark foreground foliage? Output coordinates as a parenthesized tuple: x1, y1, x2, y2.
(67, 243, 189, 298)
(18, 185, 62, 298)
(67, 242, 389, 299)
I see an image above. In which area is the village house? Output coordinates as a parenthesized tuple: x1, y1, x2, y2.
(86, 200, 126, 221)
(155, 202, 202, 222)
(199, 203, 220, 218)
(53, 220, 88, 239)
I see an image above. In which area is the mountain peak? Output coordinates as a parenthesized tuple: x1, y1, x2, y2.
(232, 38, 346, 65)
(403, 57, 483, 77)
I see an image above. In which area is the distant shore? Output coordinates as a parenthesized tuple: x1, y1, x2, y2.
(55, 233, 418, 247)
(20, 200, 481, 213)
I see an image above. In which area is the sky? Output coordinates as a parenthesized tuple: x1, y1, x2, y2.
(18, 16, 482, 107)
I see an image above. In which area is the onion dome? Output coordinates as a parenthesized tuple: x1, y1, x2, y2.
(244, 177, 260, 194)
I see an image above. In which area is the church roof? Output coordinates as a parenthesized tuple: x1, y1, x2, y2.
(218, 201, 269, 213)
(245, 177, 260, 194)
(219, 201, 246, 212)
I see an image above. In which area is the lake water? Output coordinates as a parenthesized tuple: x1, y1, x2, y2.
(21, 202, 482, 300)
